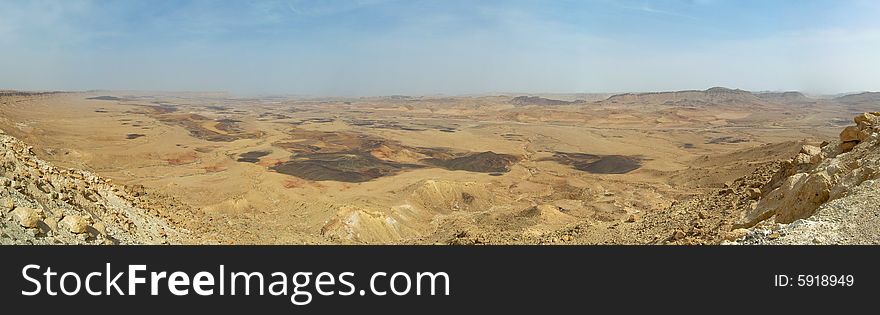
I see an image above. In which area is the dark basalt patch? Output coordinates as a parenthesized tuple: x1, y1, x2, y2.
(542, 152, 642, 174)
(144, 104, 178, 114)
(348, 120, 376, 126)
(509, 96, 582, 106)
(237, 150, 270, 163)
(1, 91, 64, 97)
(501, 133, 526, 141)
(302, 118, 335, 124)
(274, 128, 390, 154)
(579, 155, 642, 174)
(215, 118, 245, 134)
(422, 151, 519, 173)
(706, 136, 748, 144)
(258, 112, 291, 120)
(271, 152, 420, 182)
(176, 120, 237, 142)
(151, 113, 259, 142)
(126, 134, 145, 139)
(270, 128, 519, 181)
(345, 119, 427, 131)
(87, 96, 123, 101)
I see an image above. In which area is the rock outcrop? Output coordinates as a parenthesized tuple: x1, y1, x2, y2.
(736, 112, 880, 228)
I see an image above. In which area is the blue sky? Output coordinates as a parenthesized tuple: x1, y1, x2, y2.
(1, 0, 878, 95)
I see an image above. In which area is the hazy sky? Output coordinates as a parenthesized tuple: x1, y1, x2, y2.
(1, 0, 879, 96)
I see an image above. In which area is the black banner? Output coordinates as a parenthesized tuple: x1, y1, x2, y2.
(0, 246, 874, 312)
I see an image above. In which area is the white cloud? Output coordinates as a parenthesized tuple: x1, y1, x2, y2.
(619, 4, 698, 20)
(1, 0, 878, 95)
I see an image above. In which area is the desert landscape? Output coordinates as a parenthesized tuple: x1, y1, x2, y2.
(2, 88, 878, 244)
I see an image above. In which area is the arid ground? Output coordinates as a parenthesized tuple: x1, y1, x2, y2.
(1, 88, 878, 244)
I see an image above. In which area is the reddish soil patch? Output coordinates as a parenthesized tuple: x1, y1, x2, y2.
(166, 151, 199, 165)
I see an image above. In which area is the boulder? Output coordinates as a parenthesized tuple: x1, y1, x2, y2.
(44, 217, 59, 232)
(747, 188, 762, 199)
(853, 112, 877, 127)
(671, 230, 686, 240)
(840, 141, 859, 153)
(774, 172, 831, 223)
(723, 228, 750, 241)
(799, 145, 821, 156)
(11, 207, 42, 228)
(737, 173, 807, 228)
(793, 147, 823, 166)
(840, 126, 861, 142)
(59, 215, 89, 234)
(857, 129, 872, 142)
(624, 214, 640, 223)
(790, 148, 824, 169)
(92, 222, 108, 236)
(1, 197, 13, 212)
(127, 184, 146, 197)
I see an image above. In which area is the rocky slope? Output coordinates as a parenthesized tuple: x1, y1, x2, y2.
(732, 112, 880, 244)
(0, 128, 190, 244)
(593, 112, 880, 245)
(738, 113, 879, 225)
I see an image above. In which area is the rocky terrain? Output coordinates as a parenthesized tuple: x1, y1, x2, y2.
(734, 112, 880, 244)
(0, 128, 190, 244)
(622, 112, 880, 245)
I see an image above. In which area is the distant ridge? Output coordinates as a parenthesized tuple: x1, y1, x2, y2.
(833, 92, 880, 105)
(607, 87, 750, 99)
(509, 96, 583, 106)
(603, 87, 759, 106)
(756, 91, 807, 99)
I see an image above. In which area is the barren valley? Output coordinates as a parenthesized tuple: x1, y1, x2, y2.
(1, 88, 878, 244)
